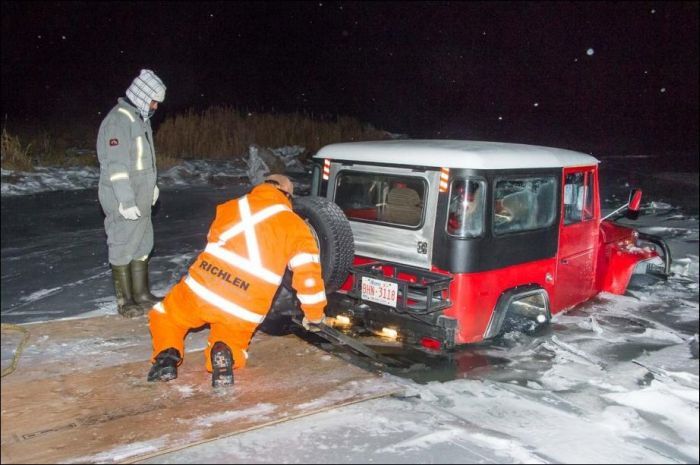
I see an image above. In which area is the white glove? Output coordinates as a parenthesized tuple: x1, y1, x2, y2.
(118, 203, 142, 220)
(302, 315, 326, 332)
(152, 185, 159, 206)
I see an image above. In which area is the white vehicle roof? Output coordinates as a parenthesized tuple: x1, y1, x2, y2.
(315, 139, 599, 170)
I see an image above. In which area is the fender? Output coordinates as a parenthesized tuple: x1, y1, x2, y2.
(638, 232, 672, 277)
(483, 284, 551, 339)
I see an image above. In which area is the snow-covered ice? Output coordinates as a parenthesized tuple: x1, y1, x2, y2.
(1, 149, 698, 463)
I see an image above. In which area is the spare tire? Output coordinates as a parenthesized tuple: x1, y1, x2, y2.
(260, 196, 354, 334)
(293, 196, 355, 293)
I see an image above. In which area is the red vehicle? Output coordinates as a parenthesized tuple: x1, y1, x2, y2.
(283, 140, 670, 352)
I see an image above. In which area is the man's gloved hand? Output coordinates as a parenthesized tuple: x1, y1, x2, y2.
(118, 203, 142, 220)
(152, 185, 159, 206)
(302, 315, 326, 332)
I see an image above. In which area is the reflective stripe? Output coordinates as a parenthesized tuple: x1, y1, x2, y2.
(110, 172, 129, 181)
(136, 136, 144, 170)
(209, 197, 291, 297)
(239, 196, 261, 266)
(219, 202, 290, 243)
(118, 107, 135, 122)
(204, 243, 282, 285)
(289, 253, 320, 269)
(185, 276, 264, 324)
(323, 159, 331, 180)
(243, 350, 249, 360)
(439, 168, 450, 192)
(296, 291, 327, 305)
(153, 302, 165, 314)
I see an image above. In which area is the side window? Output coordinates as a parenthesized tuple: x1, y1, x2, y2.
(563, 171, 594, 225)
(446, 179, 486, 238)
(334, 172, 426, 228)
(494, 176, 557, 235)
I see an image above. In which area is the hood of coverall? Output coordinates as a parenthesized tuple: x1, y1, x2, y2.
(125, 69, 166, 120)
(251, 182, 293, 208)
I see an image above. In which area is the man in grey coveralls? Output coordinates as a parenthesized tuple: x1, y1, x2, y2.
(97, 69, 166, 317)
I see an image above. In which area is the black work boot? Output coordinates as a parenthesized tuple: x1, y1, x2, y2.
(130, 258, 161, 308)
(110, 264, 144, 318)
(147, 348, 181, 382)
(211, 341, 234, 388)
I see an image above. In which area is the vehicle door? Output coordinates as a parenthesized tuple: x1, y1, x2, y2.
(553, 166, 599, 310)
(328, 164, 440, 269)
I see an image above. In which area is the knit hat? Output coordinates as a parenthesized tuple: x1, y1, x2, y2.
(125, 69, 166, 120)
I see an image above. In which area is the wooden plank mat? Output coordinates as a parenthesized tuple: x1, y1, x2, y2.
(0, 315, 208, 382)
(1, 316, 399, 464)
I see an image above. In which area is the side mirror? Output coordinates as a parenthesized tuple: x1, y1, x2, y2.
(625, 188, 642, 220)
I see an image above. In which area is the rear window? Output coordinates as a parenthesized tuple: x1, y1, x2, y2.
(493, 176, 557, 235)
(334, 171, 426, 228)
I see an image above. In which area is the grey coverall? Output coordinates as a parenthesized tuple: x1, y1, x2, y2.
(97, 98, 157, 266)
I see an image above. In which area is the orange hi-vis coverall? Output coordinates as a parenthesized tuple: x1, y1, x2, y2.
(148, 183, 327, 371)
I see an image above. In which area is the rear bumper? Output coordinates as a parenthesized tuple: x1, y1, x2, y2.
(325, 293, 458, 350)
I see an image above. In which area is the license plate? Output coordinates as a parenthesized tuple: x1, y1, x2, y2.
(361, 277, 398, 307)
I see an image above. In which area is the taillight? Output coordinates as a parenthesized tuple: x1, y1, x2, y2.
(420, 337, 441, 350)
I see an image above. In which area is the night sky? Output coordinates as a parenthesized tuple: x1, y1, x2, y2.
(2, 1, 698, 159)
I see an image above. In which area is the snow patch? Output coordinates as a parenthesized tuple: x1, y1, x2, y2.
(2, 166, 99, 196)
(469, 432, 546, 464)
(631, 328, 686, 344)
(2, 146, 308, 197)
(67, 436, 170, 463)
(605, 380, 699, 448)
(190, 403, 277, 427)
(19, 287, 62, 303)
(294, 378, 394, 410)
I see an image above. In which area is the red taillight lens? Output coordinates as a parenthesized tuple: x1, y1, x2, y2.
(420, 337, 441, 350)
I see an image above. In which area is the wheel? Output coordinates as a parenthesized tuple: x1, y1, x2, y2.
(259, 196, 354, 334)
(292, 196, 355, 293)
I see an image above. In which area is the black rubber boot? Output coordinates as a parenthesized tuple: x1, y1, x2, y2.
(147, 348, 181, 382)
(110, 264, 144, 318)
(211, 341, 234, 388)
(130, 258, 161, 308)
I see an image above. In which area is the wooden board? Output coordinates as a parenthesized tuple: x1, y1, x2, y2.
(1, 316, 399, 464)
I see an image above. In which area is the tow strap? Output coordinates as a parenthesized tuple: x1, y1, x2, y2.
(292, 317, 403, 367)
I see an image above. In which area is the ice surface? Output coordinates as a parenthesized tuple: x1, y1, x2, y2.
(2, 152, 697, 463)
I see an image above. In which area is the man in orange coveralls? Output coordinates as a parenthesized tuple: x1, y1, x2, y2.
(147, 174, 327, 388)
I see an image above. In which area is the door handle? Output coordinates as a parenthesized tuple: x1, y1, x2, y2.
(560, 259, 569, 265)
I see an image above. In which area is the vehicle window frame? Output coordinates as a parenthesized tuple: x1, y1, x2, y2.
(332, 170, 428, 230)
(563, 170, 595, 225)
(445, 177, 487, 239)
